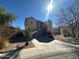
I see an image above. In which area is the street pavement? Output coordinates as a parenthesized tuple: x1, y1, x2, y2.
(0, 39, 79, 59)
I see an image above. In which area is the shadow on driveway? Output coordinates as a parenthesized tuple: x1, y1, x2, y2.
(1, 46, 24, 59)
(32, 33, 55, 43)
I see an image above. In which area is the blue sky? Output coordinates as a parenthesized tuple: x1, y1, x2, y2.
(0, 0, 74, 29)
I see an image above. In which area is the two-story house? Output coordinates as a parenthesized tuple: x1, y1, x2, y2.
(24, 17, 53, 33)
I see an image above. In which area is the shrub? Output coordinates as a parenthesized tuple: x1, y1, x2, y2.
(0, 26, 20, 38)
(0, 37, 10, 49)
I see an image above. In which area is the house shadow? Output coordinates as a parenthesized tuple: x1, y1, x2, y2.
(10, 31, 54, 43)
(32, 33, 55, 43)
(10, 31, 28, 43)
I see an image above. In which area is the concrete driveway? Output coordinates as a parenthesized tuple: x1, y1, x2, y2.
(14, 39, 79, 59)
(0, 39, 79, 59)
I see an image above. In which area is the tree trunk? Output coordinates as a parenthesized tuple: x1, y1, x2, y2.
(72, 28, 76, 39)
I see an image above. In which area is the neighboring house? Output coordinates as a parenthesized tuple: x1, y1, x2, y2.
(24, 17, 53, 33)
(60, 26, 72, 37)
(53, 28, 61, 35)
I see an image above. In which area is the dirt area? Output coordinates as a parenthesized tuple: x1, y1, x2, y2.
(0, 41, 35, 53)
(54, 35, 64, 41)
(54, 35, 79, 45)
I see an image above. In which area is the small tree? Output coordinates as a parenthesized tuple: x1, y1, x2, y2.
(24, 28, 33, 46)
(25, 28, 33, 41)
(0, 7, 16, 27)
(0, 6, 17, 38)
